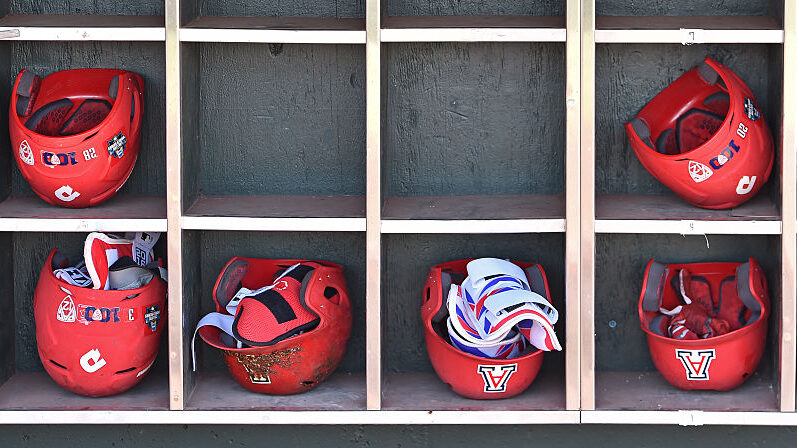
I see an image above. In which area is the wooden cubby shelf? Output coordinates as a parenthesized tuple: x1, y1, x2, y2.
(380, 16, 566, 42)
(180, 17, 366, 44)
(0, 0, 794, 426)
(0, 14, 165, 41)
(594, 15, 784, 44)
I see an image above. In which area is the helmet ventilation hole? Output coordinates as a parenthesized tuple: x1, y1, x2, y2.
(115, 367, 136, 374)
(49, 360, 67, 370)
(323, 287, 340, 305)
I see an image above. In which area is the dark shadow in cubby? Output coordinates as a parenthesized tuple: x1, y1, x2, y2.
(385, 0, 563, 17)
(183, 230, 366, 410)
(380, 233, 566, 410)
(0, 0, 162, 15)
(384, 42, 565, 198)
(0, 231, 170, 410)
(180, 0, 365, 25)
(595, 43, 783, 210)
(596, 0, 776, 17)
(180, 43, 366, 211)
(0, 41, 166, 204)
(594, 233, 781, 411)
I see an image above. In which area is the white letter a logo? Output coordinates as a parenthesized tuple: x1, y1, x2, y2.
(478, 364, 518, 393)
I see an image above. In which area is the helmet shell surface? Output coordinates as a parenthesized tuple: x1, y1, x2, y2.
(625, 58, 773, 209)
(638, 259, 769, 391)
(35, 249, 167, 397)
(422, 259, 548, 400)
(9, 69, 145, 208)
(198, 258, 352, 395)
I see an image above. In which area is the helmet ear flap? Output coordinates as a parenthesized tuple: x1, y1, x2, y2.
(15, 70, 42, 117)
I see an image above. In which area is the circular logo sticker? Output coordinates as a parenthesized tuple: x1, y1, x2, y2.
(18, 140, 34, 166)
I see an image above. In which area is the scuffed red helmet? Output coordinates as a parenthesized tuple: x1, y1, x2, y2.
(34, 249, 167, 397)
(197, 258, 351, 395)
(422, 259, 554, 400)
(10, 68, 144, 208)
(625, 57, 773, 209)
(639, 259, 769, 391)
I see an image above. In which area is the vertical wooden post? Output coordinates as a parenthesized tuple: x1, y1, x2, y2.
(580, 0, 596, 411)
(779, 0, 797, 413)
(565, 0, 582, 411)
(365, 0, 383, 411)
(165, 0, 185, 411)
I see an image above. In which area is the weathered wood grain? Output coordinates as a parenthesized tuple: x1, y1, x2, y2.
(596, 0, 769, 17)
(195, 43, 365, 197)
(6, 0, 163, 15)
(195, 0, 364, 19)
(386, 0, 562, 17)
(385, 42, 565, 197)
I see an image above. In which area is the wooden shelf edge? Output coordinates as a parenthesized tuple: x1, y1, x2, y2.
(581, 410, 797, 426)
(381, 27, 566, 43)
(0, 410, 581, 425)
(179, 28, 365, 44)
(595, 219, 782, 235)
(180, 216, 366, 232)
(595, 29, 783, 44)
(380, 218, 566, 233)
(0, 218, 167, 232)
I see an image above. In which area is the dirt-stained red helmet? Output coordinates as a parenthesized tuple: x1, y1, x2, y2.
(422, 259, 556, 399)
(34, 249, 167, 397)
(625, 57, 773, 209)
(9, 68, 144, 208)
(196, 258, 351, 395)
(639, 259, 769, 391)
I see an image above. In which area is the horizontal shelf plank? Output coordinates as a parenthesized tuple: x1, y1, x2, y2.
(595, 371, 778, 412)
(595, 194, 780, 234)
(0, 195, 166, 232)
(382, 371, 567, 412)
(581, 410, 797, 426)
(186, 371, 365, 411)
(595, 15, 783, 44)
(182, 195, 365, 231)
(381, 194, 565, 233)
(0, 14, 165, 41)
(0, 372, 168, 411)
(181, 16, 365, 44)
(0, 409, 581, 425)
(382, 15, 566, 42)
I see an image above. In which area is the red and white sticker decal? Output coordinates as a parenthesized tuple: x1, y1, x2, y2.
(675, 348, 716, 381)
(478, 363, 518, 393)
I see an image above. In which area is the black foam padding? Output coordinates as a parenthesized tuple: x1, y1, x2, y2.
(108, 75, 119, 99)
(24, 98, 73, 133)
(15, 71, 41, 118)
(214, 259, 249, 309)
(697, 61, 720, 85)
(642, 261, 668, 312)
(735, 262, 762, 325)
(524, 265, 548, 299)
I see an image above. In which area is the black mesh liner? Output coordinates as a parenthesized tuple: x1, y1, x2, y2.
(25, 99, 73, 135)
(60, 99, 112, 136)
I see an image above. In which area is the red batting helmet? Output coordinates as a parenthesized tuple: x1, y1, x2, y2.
(625, 57, 773, 209)
(196, 258, 352, 395)
(9, 68, 144, 208)
(639, 259, 769, 391)
(35, 249, 167, 397)
(422, 259, 555, 399)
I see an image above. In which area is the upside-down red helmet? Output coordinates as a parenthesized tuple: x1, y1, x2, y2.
(422, 259, 553, 400)
(9, 68, 144, 208)
(638, 259, 769, 391)
(625, 57, 774, 209)
(34, 249, 167, 397)
(197, 258, 351, 395)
